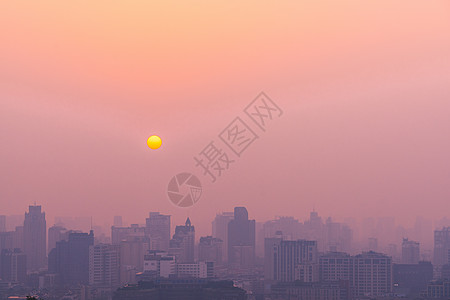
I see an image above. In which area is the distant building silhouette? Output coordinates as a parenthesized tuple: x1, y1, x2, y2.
(48, 225, 68, 255)
(169, 218, 195, 263)
(212, 212, 233, 263)
(113, 279, 247, 300)
(393, 261, 433, 296)
(23, 205, 46, 271)
(228, 207, 255, 269)
(145, 212, 170, 252)
(402, 238, 420, 264)
(48, 230, 94, 285)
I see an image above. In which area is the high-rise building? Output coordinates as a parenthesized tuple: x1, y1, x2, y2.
(212, 212, 234, 262)
(434, 227, 450, 267)
(169, 218, 195, 263)
(89, 243, 120, 289)
(228, 207, 255, 268)
(352, 251, 392, 297)
(198, 236, 223, 265)
(145, 212, 170, 252)
(48, 225, 68, 254)
(48, 230, 94, 285)
(23, 205, 46, 271)
(265, 238, 319, 282)
(402, 238, 420, 264)
(111, 224, 146, 245)
(0, 249, 27, 283)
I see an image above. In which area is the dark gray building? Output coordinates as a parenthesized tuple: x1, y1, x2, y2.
(228, 207, 255, 268)
(23, 205, 46, 271)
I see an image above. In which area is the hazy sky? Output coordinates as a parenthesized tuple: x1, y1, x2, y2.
(1, 1, 450, 237)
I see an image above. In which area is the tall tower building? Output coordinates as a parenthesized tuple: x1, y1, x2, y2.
(23, 205, 46, 271)
(402, 238, 420, 264)
(169, 218, 195, 263)
(145, 212, 170, 252)
(212, 212, 233, 262)
(228, 207, 255, 268)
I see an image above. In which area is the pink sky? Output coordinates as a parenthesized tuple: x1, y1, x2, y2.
(1, 1, 450, 237)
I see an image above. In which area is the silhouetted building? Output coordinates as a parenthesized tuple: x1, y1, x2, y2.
(0, 249, 26, 283)
(270, 281, 351, 300)
(48, 225, 68, 254)
(198, 236, 223, 265)
(265, 238, 318, 282)
(393, 261, 433, 296)
(212, 212, 234, 263)
(48, 230, 94, 285)
(228, 207, 255, 268)
(434, 227, 450, 267)
(23, 205, 46, 271)
(169, 218, 195, 263)
(146, 212, 171, 252)
(368, 237, 378, 251)
(113, 279, 247, 300)
(89, 243, 120, 289)
(402, 238, 420, 264)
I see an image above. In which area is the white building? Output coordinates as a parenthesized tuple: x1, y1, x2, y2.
(177, 261, 214, 278)
(143, 251, 176, 278)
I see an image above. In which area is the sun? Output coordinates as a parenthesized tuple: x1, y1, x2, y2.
(147, 135, 162, 150)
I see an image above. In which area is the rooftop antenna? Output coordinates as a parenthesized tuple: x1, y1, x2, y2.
(90, 216, 93, 231)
